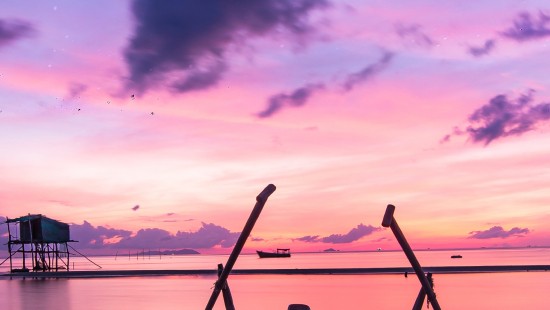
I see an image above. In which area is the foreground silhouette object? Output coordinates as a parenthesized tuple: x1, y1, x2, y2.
(205, 184, 276, 310)
(288, 304, 311, 310)
(382, 204, 442, 310)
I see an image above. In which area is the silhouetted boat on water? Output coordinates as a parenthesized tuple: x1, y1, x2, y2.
(451, 255, 463, 259)
(257, 248, 291, 258)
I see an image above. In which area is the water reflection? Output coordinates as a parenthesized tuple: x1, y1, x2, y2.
(0, 272, 549, 309)
(15, 278, 71, 310)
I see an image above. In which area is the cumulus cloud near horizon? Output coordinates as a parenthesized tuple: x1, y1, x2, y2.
(295, 223, 380, 244)
(68, 220, 240, 250)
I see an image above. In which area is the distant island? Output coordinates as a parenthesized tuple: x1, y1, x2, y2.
(323, 248, 340, 252)
(141, 249, 200, 255)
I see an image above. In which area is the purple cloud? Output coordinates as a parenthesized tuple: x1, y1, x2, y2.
(501, 11, 550, 41)
(296, 224, 380, 244)
(0, 18, 35, 48)
(342, 52, 393, 91)
(70, 221, 133, 248)
(469, 226, 530, 239)
(123, 0, 329, 94)
(395, 23, 435, 48)
(257, 83, 324, 118)
(468, 39, 496, 57)
(443, 90, 550, 145)
(116, 222, 240, 249)
(1, 218, 240, 252)
(132, 205, 140, 211)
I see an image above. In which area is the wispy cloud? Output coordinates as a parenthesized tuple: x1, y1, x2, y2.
(123, 0, 329, 94)
(442, 90, 550, 145)
(0, 18, 35, 48)
(342, 52, 393, 92)
(296, 224, 380, 244)
(295, 235, 320, 242)
(469, 226, 530, 239)
(395, 23, 435, 48)
(468, 39, 496, 57)
(65, 83, 88, 101)
(257, 83, 324, 118)
(501, 11, 550, 41)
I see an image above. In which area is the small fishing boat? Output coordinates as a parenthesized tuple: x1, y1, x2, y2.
(257, 248, 291, 258)
(451, 255, 462, 259)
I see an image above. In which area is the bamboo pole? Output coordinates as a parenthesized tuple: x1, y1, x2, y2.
(382, 204, 441, 310)
(205, 184, 276, 310)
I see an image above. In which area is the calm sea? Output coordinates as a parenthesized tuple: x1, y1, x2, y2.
(1, 248, 549, 309)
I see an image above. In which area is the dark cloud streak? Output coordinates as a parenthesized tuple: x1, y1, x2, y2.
(257, 83, 324, 118)
(342, 52, 393, 92)
(469, 226, 530, 239)
(443, 91, 550, 145)
(501, 11, 550, 41)
(124, 0, 329, 94)
(296, 224, 380, 244)
(468, 39, 496, 57)
(0, 18, 35, 48)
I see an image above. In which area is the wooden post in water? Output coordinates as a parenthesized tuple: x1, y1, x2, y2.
(205, 184, 276, 310)
(412, 273, 434, 310)
(382, 204, 441, 310)
(6, 218, 13, 271)
(217, 264, 235, 310)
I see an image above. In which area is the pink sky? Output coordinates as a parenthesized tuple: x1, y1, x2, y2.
(1, 0, 550, 254)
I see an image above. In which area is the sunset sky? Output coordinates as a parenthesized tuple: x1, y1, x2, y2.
(1, 0, 549, 254)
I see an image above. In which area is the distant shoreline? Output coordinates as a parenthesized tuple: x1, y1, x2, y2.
(2, 245, 547, 259)
(2, 265, 549, 279)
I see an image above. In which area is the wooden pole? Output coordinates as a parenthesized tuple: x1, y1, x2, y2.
(218, 264, 235, 310)
(205, 184, 276, 310)
(382, 204, 441, 310)
(66, 242, 70, 271)
(6, 219, 13, 272)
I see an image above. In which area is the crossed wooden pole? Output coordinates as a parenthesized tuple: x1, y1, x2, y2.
(205, 184, 276, 310)
(382, 204, 442, 310)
